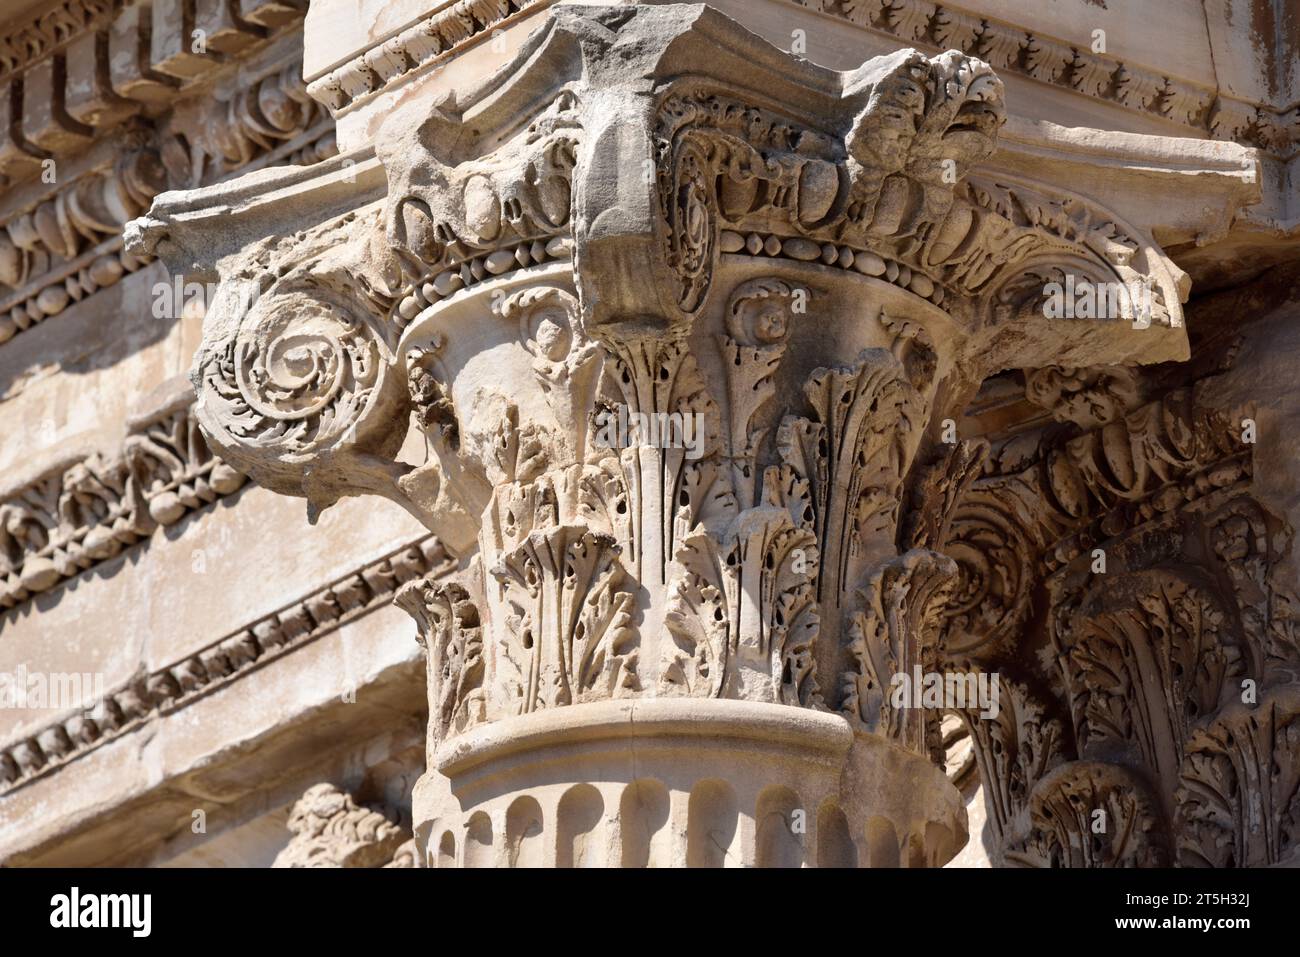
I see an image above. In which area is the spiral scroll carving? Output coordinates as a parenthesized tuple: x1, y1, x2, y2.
(193, 283, 389, 466)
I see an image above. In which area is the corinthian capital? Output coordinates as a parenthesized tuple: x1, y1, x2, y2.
(129, 2, 1200, 867)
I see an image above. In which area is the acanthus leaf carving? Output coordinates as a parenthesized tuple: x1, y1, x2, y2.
(941, 363, 1300, 867)
(661, 502, 822, 708)
(491, 525, 639, 714)
(842, 549, 957, 753)
(595, 331, 721, 586)
(1050, 571, 1239, 792)
(1007, 762, 1170, 868)
(955, 675, 1065, 855)
(1175, 687, 1300, 868)
(396, 577, 486, 745)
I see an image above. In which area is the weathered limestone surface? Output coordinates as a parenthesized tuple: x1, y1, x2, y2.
(1, 0, 1296, 868)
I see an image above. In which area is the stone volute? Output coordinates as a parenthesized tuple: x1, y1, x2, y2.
(127, 3, 1190, 866)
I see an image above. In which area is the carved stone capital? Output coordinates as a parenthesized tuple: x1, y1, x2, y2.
(131, 3, 1199, 867)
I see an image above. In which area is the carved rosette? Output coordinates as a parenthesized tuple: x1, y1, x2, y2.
(135, 3, 1193, 867)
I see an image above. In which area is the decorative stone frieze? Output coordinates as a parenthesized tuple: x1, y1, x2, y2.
(131, 3, 1229, 867)
(0, 135, 163, 343)
(784, 0, 1298, 155)
(0, 396, 248, 616)
(0, 1, 333, 348)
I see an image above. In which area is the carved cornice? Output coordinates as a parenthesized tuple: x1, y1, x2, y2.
(0, 534, 453, 794)
(301, 0, 1299, 156)
(0, 1, 307, 188)
(158, 60, 333, 188)
(0, 1, 323, 348)
(0, 0, 121, 80)
(786, 0, 1299, 157)
(0, 53, 335, 347)
(305, 0, 557, 114)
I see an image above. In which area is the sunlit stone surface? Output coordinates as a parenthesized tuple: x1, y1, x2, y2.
(0, 0, 1292, 869)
